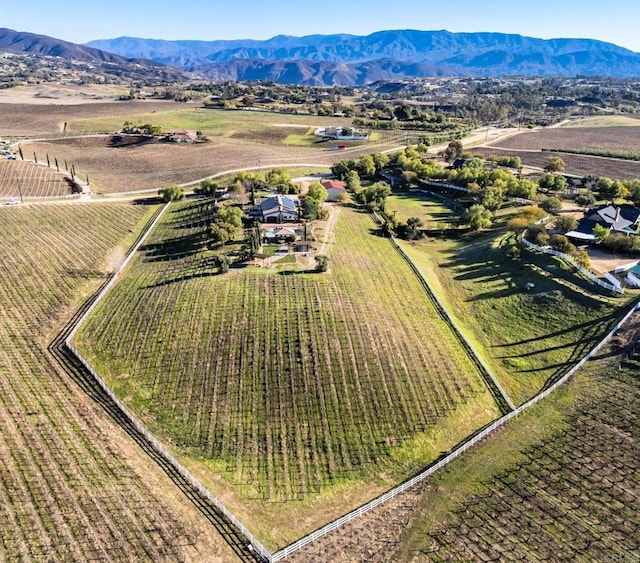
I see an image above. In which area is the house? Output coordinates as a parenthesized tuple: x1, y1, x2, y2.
(259, 195, 300, 223)
(321, 180, 347, 202)
(265, 226, 298, 243)
(165, 130, 197, 143)
(293, 240, 313, 253)
(566, 204, 640, 242)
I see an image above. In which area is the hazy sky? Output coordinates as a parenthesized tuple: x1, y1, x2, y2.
(2, 0, 639, 52)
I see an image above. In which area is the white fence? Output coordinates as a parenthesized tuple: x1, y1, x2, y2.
(521, 235, 624, 294)
(64, 199, 638, 563)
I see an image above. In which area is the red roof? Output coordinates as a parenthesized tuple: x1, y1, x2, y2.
(321, 180, 346, 191)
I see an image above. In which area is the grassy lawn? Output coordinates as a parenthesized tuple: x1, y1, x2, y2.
(398, 228, 636, 405)
(386, 191, 459, 229)
(74, 201, 500, 549)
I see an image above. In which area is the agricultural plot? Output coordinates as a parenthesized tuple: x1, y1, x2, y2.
(472, 126, 640, 179)
(74, 200, 500, 547)
(289, 316, 640, 562)
(0, 160, 74, 199)
(19, 134, 397, 194)
(488, 126, 640, 152)
(398, 231, 633, 405)
(0, 203, 234, 561)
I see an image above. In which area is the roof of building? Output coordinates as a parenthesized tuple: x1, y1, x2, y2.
(321, 180, 346, 191)
(584, 205, 640, 233)
(260, 195, 298, 213)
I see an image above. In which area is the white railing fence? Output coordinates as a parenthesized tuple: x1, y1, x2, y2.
(521, 235, 624, 294)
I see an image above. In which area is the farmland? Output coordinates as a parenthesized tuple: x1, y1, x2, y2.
(0, 202, 235, 561)
(471, 125, 640, 179)
(0, 160, 75, 199)
(74, 200, 500, 548)
(287, 313, 640, 562)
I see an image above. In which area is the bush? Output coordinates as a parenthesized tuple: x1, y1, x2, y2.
(158, 185, 184, 202)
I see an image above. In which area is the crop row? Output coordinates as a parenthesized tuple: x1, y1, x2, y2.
(420, 365, 639, 562)
(76, 201, 499, 502)
(0, 161, 72, 199)
(0, 203, 204, 560)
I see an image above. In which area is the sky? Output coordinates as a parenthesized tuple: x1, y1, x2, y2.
(1, 0, 639, 52)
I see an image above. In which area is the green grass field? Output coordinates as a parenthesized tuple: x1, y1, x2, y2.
(74, 200, 501, 549)
(399, 225, 634, 405)
(386, 192, 459, 229)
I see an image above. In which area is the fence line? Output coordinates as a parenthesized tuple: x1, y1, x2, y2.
(62, 197, 639, 563)
(521, 235, 624, 294)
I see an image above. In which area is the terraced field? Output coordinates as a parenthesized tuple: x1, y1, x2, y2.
(0, 203, 235, 561)
(74, 200, 501, 547)
(0, 160, 75, 199)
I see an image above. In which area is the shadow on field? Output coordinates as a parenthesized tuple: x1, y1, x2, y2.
(140, 231, 208, 262)
(48, 278, 264, 563)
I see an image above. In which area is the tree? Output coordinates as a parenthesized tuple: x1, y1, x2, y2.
(300, 195, 327, 221)
(506, 216, 530, 236)
(544, 156, 566, 173)
(575, 192, 596, 208)
(315, 255, 329, 272)
(554, 216, 578, 233)
(212, 254, 231, 273)
(402, 217, 423, 240)
(266, 167, 296, 192)
(158, 185, 184, 202)
(549, 234, 575, 254)
(345, 170, 361, 194)
(208, 224, 231, 246)
(539, 173, 567, 192)
(213, 205, 243, 229)
(460, 204, 492, 231)
(481, 186, 505, 214)
(443, 140, 464, 163)
(593, 223, 610, 243)
(356, 154, 376, 178)
(195, 178, 220, 197)
(306, 182, 328, 203)
(357, 182, 391, 212)
(539, 196, 562, 214)
(572, 249, 590, 269)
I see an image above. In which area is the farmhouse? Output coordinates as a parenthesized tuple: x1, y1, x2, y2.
(566, 204, 640, 241)
(320, 180, 347, 202)
(259, 195, 300, 223)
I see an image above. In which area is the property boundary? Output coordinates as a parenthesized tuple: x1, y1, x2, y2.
(62, 200, 639, 563)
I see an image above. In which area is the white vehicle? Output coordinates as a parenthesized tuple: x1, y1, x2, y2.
(4, 198, 20, 205)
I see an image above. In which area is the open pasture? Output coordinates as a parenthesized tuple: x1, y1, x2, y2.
(74, 201, 500, 547)
(0, 160, 74, 199)
(0, 202, 234, 561)
(386, 192, 459, 230)
(398, 231, 632, 405)
(293, 315, 640, 562)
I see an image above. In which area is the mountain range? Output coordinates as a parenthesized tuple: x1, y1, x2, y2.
(2, 27, 640, 86)
(86, 29, 640, 84)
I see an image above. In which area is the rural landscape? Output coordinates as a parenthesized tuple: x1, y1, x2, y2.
(0, 12, 639, 563)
